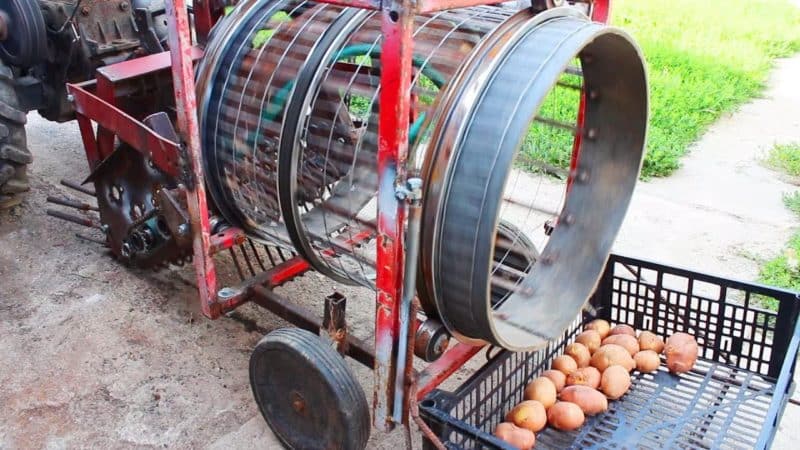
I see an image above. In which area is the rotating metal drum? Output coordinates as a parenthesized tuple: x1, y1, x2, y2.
(416, 8, 648, 350)
(197, 3, 648, 352)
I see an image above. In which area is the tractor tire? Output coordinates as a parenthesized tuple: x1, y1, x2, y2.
(0, 62, 29, 210)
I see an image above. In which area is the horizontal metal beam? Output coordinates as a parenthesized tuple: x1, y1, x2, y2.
(251, 285, 376, 368)
(67, 83, 181, 178)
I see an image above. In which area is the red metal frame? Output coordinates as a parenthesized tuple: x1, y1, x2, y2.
(66, 0, 612, 436)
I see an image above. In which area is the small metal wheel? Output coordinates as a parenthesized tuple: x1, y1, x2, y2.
(250, 328, 370, 450)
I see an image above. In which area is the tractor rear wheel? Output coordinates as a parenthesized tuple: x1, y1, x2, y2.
(0, 61, 29, 209)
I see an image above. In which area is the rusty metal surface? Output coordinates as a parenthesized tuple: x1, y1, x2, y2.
(251, 285, 376, 368)
(164, 0, 219, 318)
(67, 82, 181, 177)
(323, 292, 349, 355)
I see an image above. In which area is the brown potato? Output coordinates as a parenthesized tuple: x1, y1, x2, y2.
(602, 334, 640, 356)
(506, 400, 547, 433)
(609, 324, 636, 337)
(575, 330, 602, 354)
(634, 350, 660, 373)
(494, 422, 536, 450)
(565, 366, 601, 389)
(552, 355, 578, 375)
(547, 401, 585, 431)
(638, 331, 665, 353)
(541, 369, 567, 393)
(565, 342, 591, 368)
(590, 344, 635, 372)
(664, 332, 698, 374)
(559, 385, 608, 415)
(600, 365, 631, 399)
(584, 319, 611, 339)
(524, 377, 557, 409)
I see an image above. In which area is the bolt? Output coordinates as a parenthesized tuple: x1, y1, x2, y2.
(66, 94, 74, 103)
(586, 128, 598, 140)
(119, 1, 129, 10)
(80, 5, 91, 15)
(577, 170, 589, 183)
(101, 224, 110, 234)
(177, 223, 190, 235)
(218, 287, 236, 298)
(405, 177, 423, 201)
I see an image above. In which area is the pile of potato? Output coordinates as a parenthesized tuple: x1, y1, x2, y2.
(493, 320, 698, 449)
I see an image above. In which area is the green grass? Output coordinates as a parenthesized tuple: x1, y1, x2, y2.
(784, 191, 800, 216)
(758, 232, 800, 309)
(525, 0, 800, 178)
(757, 190, 800, 310)
(766, 142, 800, 177)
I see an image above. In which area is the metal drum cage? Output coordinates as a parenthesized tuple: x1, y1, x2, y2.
(196, 1, 648, 351)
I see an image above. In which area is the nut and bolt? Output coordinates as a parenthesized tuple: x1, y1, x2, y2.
(119, 1, 129, 11)
(80, 5, 91, 15)
(177, 223, 190, 235)
(395, 177, 423, 202)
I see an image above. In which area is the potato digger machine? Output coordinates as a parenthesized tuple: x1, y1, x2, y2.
(0, 0, 656, 446)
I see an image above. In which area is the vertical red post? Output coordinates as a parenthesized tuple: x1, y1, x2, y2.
(373, 0, 414, 430)
(164, 0, 220, 318)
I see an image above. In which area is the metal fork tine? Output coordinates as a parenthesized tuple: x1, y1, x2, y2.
(60, 179, 96, 197)
(47, 196, 99, 211)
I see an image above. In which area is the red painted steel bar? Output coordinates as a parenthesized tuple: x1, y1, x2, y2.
(373, 1, 415, 430)
(418, 0, 503, 13)
(591, 0, 610, 22)
(164, 0, 220, 319)
(314, 0, 381, 9)
(67, 83, 182, 177)
(415, 343, 484, 400)
(95, 47, 204, 82)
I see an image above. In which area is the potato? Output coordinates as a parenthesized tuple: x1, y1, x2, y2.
(552, 355, 578, 375)
(590, 344, 635, 372)
(634, 350, 660, 373)
(602, 334, 639, 356)
(565, 343, 591, 368)
(524, 377, 557, 409)
(494, 422, 536, 450)
(541, 369, 567, 393)
(664, 332, 698, 374)
(638, 331, 665, 353)
(506, 400, 547, 433)
(565, 366, 601, 389)
(547, 401, 585, 431)
(559, 385, 608, 415)
(584, 319, 611, 339)
(600, 365, 631, 399)
(575, 330, 602, 354)
(609, 324, 636, 337)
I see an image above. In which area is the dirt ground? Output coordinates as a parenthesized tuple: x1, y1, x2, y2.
(1, 55, 799, 450)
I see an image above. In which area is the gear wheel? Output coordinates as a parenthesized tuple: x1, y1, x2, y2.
(0, 61, 29, 209)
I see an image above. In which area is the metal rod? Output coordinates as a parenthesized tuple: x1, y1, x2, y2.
(165, 0, 219, 318)
(251, 285, 375, 368)
(534, 116, 579, 134)
(75, 232, 107, 245)
(46, 209, 100, 229)
(393, 179, 423, 422)
(373, 2, 414, 429)
(60, 179, 95, 196)
(47, 196, 99, 211)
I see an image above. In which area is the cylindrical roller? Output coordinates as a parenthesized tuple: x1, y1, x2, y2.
(418, 9, 648, 350)
(197, 3, 648, 352)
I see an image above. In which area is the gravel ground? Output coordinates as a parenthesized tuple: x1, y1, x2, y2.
(1, 55, 799, 450)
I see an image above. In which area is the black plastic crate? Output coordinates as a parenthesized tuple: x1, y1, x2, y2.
(421, 254, 800, 449)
